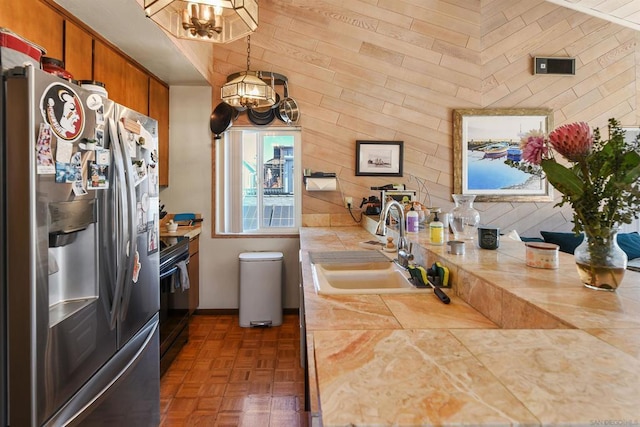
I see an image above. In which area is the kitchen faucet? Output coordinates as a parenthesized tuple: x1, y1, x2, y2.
(375, 199, 413, 269)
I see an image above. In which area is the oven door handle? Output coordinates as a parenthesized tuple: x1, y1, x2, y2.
(160, 266, 179, 280)
(160, 258, 189, 280)
(161, 266, 178, 279)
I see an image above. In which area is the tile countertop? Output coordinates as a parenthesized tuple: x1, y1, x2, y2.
(299, 219, 640, 426)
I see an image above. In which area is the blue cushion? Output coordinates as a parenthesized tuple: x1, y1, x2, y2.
(540, 231, 583, 254)
(618, 232, 640, 260)
(540, 230, 640, 259)
(520, 237, 544, 242)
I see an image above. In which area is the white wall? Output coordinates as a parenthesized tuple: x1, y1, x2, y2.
(159, 86, 300, 310)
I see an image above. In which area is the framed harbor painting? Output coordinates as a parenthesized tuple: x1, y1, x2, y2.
(453, 108, 554, 202)
(355, 141, 403, 176)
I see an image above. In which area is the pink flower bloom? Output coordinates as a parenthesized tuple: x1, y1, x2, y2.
(520, 132, 548, 165)
(548, 122, 593, 162)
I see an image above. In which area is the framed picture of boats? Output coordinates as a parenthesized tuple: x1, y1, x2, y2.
(355, 141, 403, 176)
(453, 108, 554, 202)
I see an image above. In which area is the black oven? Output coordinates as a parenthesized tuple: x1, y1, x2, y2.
(159, 236, 190, 376)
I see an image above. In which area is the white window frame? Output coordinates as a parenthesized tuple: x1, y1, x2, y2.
(215, 126, 302, 235)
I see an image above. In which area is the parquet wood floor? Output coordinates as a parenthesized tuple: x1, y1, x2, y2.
(160, 314, 307, 426)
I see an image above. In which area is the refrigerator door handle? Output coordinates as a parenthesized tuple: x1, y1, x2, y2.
(117, 120, 139, 321)
(107, 118, 128, 329)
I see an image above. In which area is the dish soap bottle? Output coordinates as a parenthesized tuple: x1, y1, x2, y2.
(406, 206, 419, 233)
(430, 211, 444, 245)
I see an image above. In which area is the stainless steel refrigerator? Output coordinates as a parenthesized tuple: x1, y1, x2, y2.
(0, 65, 161, 426)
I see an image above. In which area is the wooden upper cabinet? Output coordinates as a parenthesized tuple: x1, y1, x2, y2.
(93, 40, 127, 106)
(93, 42, 148, 114)
(4, 0, 172, 186)
(124, 62, 149, 115)
(149, 78, 170, 187)
(0, 0, 63, 60)
(64, 21, 93, 81)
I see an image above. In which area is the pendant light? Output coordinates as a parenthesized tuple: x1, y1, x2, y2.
(144, 0, 258, 44)
(221, 35, 276, 110)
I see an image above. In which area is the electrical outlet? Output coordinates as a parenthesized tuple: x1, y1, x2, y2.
(344, 197, 353, 209)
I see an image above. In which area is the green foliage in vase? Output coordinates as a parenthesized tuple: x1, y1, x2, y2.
(521, 119, 640, 243)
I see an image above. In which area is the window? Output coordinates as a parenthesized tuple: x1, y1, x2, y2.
(215, 127, 301, 235)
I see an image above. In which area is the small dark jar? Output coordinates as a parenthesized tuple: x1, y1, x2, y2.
(478, 226, 500, 250)
(42, 57, 74, 81)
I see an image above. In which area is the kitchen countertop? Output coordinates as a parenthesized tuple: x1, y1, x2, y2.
(159, 214, 202, 239)
(299, 219, 640, 426)
(159, 225, 201, 240)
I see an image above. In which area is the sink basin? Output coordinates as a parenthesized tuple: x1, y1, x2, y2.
(311, 260, 430, 295)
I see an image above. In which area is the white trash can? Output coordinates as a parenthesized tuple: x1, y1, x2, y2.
(239, 252, 283, 327)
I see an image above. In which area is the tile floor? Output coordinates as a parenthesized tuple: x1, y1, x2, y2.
(160, 314, 307, 426)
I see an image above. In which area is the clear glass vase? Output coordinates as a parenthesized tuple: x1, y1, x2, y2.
(574, 228, 627, 291)
(450, 194, 480, 241)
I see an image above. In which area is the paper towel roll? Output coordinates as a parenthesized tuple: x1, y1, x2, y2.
(305, 177, 337, 191)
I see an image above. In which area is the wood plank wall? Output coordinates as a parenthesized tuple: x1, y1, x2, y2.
(210, 0, 638, 237)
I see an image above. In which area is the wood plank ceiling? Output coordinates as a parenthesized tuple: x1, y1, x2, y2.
(546, 0, 640, 32)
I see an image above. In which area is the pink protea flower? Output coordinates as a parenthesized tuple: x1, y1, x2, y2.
(548, 122, 593, 162)
(520, 130, 548, 165)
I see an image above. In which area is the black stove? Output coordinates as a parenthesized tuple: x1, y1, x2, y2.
(158, 235, 190, 376)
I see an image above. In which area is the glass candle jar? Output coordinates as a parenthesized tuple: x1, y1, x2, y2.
(525, 242, 559, 269)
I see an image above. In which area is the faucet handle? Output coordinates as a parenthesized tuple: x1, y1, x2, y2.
(397, 248, 414, 268)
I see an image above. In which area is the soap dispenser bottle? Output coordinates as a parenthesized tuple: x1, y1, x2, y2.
(429, 211, 444, 245)
(406, 206, 419, 233)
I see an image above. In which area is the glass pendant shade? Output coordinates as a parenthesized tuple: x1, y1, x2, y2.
(144, 0, 258, 43)
(221, 72, 276, 109)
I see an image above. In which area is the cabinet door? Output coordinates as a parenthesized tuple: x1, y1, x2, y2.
(188, 237, 200, 315)
(149, 78, 170, 187)
(124, 62, 149, 115)
(0, 0, 63, 60)
(93, 40, 126, 106)
(64, 21, 93, 81)
(94, 41, 149, 114)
